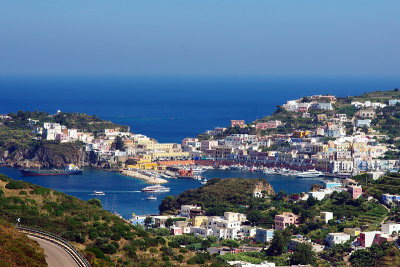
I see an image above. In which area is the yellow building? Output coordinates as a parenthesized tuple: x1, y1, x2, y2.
(317, 114, 327, 122)
(152, 151, 189, 160)
(335, 143, 350, 152)
(293, 130, 309, 138)
(343, 228, 361, 237)
(143, 143, 175, 150)
(192, 216, 208, 227)
(126, 155, 159, 170)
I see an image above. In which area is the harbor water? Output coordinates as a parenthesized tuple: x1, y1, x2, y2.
(0, 167, 330, 219)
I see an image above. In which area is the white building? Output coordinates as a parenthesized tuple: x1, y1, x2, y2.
(180, 205, 202, 217)
(381, 223, 400, 235)
(326, 233, 350, 247)
(320, 212, 333, 224)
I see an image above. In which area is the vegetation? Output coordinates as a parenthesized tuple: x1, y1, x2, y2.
(0, 220, 47, 267)
(159, 178, 275, 216)
(0, 174, 203, 266)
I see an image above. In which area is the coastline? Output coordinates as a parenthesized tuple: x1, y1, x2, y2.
(120, 170, 168, 184)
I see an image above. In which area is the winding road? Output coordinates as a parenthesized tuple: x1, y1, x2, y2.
(29, 236, 79, 267)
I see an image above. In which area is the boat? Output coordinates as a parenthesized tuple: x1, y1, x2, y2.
(141, 184, 170, 192)
(20, 164, 83, 177)
(297, 169, 324, 178)
(191, 167, 204, 174)
(93, 191, 105, 196)
(146, 194, 157, 200)
(200, 179, 208, 185)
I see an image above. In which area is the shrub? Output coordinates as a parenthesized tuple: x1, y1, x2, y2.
(19, 190, 27, 195)
(149, 248, 158, 254)
(168, 240, 181, 248)
(101, 243, 118, 254)
(5, 180, 25, 189)
(87, 247, 105, 259)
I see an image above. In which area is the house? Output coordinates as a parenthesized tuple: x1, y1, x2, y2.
(308, 190, 327, 201)
(318, 102, 333, 110)
(317, 114, 327, 122)
(348, 185, 362, 199)
(302, 112, 310, 118)
(180, 205, 202, 217)
(343, 228, 361, 237)
(240, 227, 257, 238)
(274, 212, 300, 230)
(357, 231, 380, 248)
(255, 229, 274, 242)
(171, 227, 183, 235)
(381, 223, 400, 235)
(192, 216, 208, 227)
(297, 103, 310, 113)
(338, 114, 347, 122)
(388, 99, 400, 106)
(356, 119, 371, 128)
(357, 109, 376, 118)
(320, 212, 333, 224)
(256, 120, 282, 130)
(231, 120, 245, 128)
(326, 233, 350, 247)
(381, 193, 400, 205)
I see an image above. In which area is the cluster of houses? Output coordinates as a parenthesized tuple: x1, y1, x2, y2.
(178, 95, 400, 175)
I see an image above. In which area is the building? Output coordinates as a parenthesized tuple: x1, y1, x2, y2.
(357, 109, 376, 118)
(192, 216, 208, 227)
(338, 114, 347, 122)
(308, 191, 327, 201)
(320, 212, 333, 224)
(356, 119, 372, 128)
(388, 99, 400, 106)
(256, 120, 282, 130)
(326, 233, 350, 247)
(343, 228, 361, 237)
(180, 205, 202, 217)
(381, 193, 400, 205)
(348, 185, 362, 199)
(381, 223, 400, 235)
(357, 231, 380, 248)
(255, 229, 274, 242)
(231, 120, 245, 128)
(274, 212, 300, 230)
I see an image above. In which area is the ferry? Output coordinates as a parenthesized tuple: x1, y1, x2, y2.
(141, 184, 170, 192)
(20, 164, 83, 176)
(297, 169, 324, 178)
(93, 191, 105, 196)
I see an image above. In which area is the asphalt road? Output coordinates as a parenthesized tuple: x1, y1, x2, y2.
(29, 236, 79, 267)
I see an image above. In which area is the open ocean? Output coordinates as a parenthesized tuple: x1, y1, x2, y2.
(1, 75, 399, 142)
(0, 75, 399, 219)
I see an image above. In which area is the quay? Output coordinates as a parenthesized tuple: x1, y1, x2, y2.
(120, 170, 168, 184)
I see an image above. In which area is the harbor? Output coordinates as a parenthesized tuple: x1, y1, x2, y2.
(0, 166, 331, 219)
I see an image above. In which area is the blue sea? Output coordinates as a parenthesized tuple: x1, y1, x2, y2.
(0, 75, 399, 219)
(0, 167, 328, 219)
(0, 75, 399, 142)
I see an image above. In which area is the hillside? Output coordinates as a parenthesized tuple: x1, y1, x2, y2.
(0, 221, 47, 267)
(0, 174, 212, 267)
(159, 178, 275, 215)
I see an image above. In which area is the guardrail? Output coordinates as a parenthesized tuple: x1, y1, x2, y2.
(17, 225, 90, 267)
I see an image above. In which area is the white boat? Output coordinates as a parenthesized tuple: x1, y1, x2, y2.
(297, 169, 324, 178)
(93, 191, 105, 196)
(146, 194, 157, 200)
(192, 167, 204, 174)
(200, 179, 208, 185)
(142, 184, 170, 192)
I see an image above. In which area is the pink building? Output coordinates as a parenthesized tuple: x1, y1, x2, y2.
(171, 227, 183, 235)
(348, 185, 362, 199)
(231, 120, 245, 128)
(256, 120, 282, 130)
(275, 212, 300, 230)
(55, 133, 68, 142)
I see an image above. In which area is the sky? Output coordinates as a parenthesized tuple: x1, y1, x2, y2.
(0, 1, 399, 76)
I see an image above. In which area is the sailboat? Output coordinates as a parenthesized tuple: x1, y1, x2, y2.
(146, 194, 157, 200)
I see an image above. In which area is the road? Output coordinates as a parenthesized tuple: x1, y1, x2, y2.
(29, 236, 79, 267)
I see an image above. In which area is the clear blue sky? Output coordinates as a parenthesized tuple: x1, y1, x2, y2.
(0, 1, 399, 76)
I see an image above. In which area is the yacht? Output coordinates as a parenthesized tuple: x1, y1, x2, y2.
(146, 194, 157, 200)
(297, 169, 324, 178)
(142, 184, 170, 192)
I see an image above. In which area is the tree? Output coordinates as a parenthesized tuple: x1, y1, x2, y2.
(290, 243, 316, 265)
(115, 136, 125, 150)
(144, 216, 153, 228)
(165, 218, 174, 228)
(247, 210, 263, 226)
(266, 231, 287, 256)
(87, 198, 102, 208)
